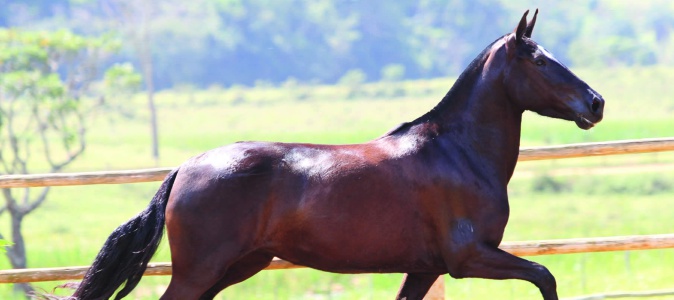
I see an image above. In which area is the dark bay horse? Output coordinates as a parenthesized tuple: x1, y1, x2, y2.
(70, 10, 604, 300)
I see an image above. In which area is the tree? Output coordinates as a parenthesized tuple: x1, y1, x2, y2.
(98, 0, 161, 162)
(0, 28, 120, 295)
(100, 62, 143, 121)
(97, 0, 234, 162)
(380, 64, 406, 82)
(337, 69, 367, 98)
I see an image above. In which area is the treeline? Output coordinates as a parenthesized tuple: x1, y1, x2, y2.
(1, 0, 673, 89)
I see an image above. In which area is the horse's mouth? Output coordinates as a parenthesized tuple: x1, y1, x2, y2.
(574, 113, 596, 130)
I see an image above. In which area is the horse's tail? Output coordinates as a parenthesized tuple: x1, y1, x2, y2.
(72, 168, 179, 300)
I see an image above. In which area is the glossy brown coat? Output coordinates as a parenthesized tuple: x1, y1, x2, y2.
(70, 10, 604, 300)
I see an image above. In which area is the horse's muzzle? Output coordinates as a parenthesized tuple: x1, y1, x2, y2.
(590, 95, 604, 121)
(574, 93, 604, 130)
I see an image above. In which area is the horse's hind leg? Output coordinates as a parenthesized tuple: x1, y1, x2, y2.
(199, 251, 274, 299)
(396, 273, 441, 300)
(161, 213, 256, 299)
(160, 244, 237, 300)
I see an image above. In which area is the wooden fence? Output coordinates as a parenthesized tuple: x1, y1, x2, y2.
(1, 137, 674, 299)
(1, 137, 673, 189)
(1, 234, 674, 284)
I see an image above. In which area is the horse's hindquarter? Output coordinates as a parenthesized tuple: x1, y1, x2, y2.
(166, 142, 289, 251)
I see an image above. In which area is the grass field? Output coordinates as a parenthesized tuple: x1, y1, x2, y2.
(0, 66, 673, 299)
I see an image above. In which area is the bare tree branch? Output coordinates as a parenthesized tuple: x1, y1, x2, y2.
(2, 189, 18, 216)
(21, 187, 29, 207)
(0, 103, 9, 174)
(19, 137, 29, 174)
(6, 105, 24, 175)
(57, 113, 72, 153)
(49, 112, 87, 173)
(23, 187, 50, 215)
(0, 103, 9, 171)
(37, 110, 57, 169)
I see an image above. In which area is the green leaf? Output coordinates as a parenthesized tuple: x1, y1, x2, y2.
(0, 239, 12, 254)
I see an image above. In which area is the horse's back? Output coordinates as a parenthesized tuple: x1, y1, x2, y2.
(164, 141, 366, 235)
(166, 140, 387, 224)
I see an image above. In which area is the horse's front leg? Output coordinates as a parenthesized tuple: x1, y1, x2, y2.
(395, 273, 441, 300)
(449, 244, 558, 300)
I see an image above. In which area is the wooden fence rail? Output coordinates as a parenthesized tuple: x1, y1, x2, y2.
(1, 234, 673, 284)
(1, 137, 673, 188)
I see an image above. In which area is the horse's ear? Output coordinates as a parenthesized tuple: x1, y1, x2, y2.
(514, 10, 529, 43)
(525, 9, 538, 38)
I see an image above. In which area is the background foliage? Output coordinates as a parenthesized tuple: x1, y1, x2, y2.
(2, 1, 674, 89)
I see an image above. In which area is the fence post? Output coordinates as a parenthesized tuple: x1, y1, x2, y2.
(424, 275, 445, 300)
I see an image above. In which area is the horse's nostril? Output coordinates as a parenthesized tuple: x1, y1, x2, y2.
(591, 97, 601, 113)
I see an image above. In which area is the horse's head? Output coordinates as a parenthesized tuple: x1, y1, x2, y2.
(502, 10, 604, 129)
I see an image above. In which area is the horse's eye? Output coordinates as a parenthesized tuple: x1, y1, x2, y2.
(535, 59, 546, 67)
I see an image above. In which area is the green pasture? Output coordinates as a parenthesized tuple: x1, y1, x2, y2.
(1, 66, 674, 299)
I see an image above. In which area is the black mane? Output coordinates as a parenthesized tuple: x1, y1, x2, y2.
(384, 35, 508, 137)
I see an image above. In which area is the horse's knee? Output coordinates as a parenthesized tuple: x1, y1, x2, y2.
(531, 263, 557, 292)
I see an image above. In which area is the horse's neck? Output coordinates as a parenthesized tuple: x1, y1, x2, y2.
(431, 68, 523, 182)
